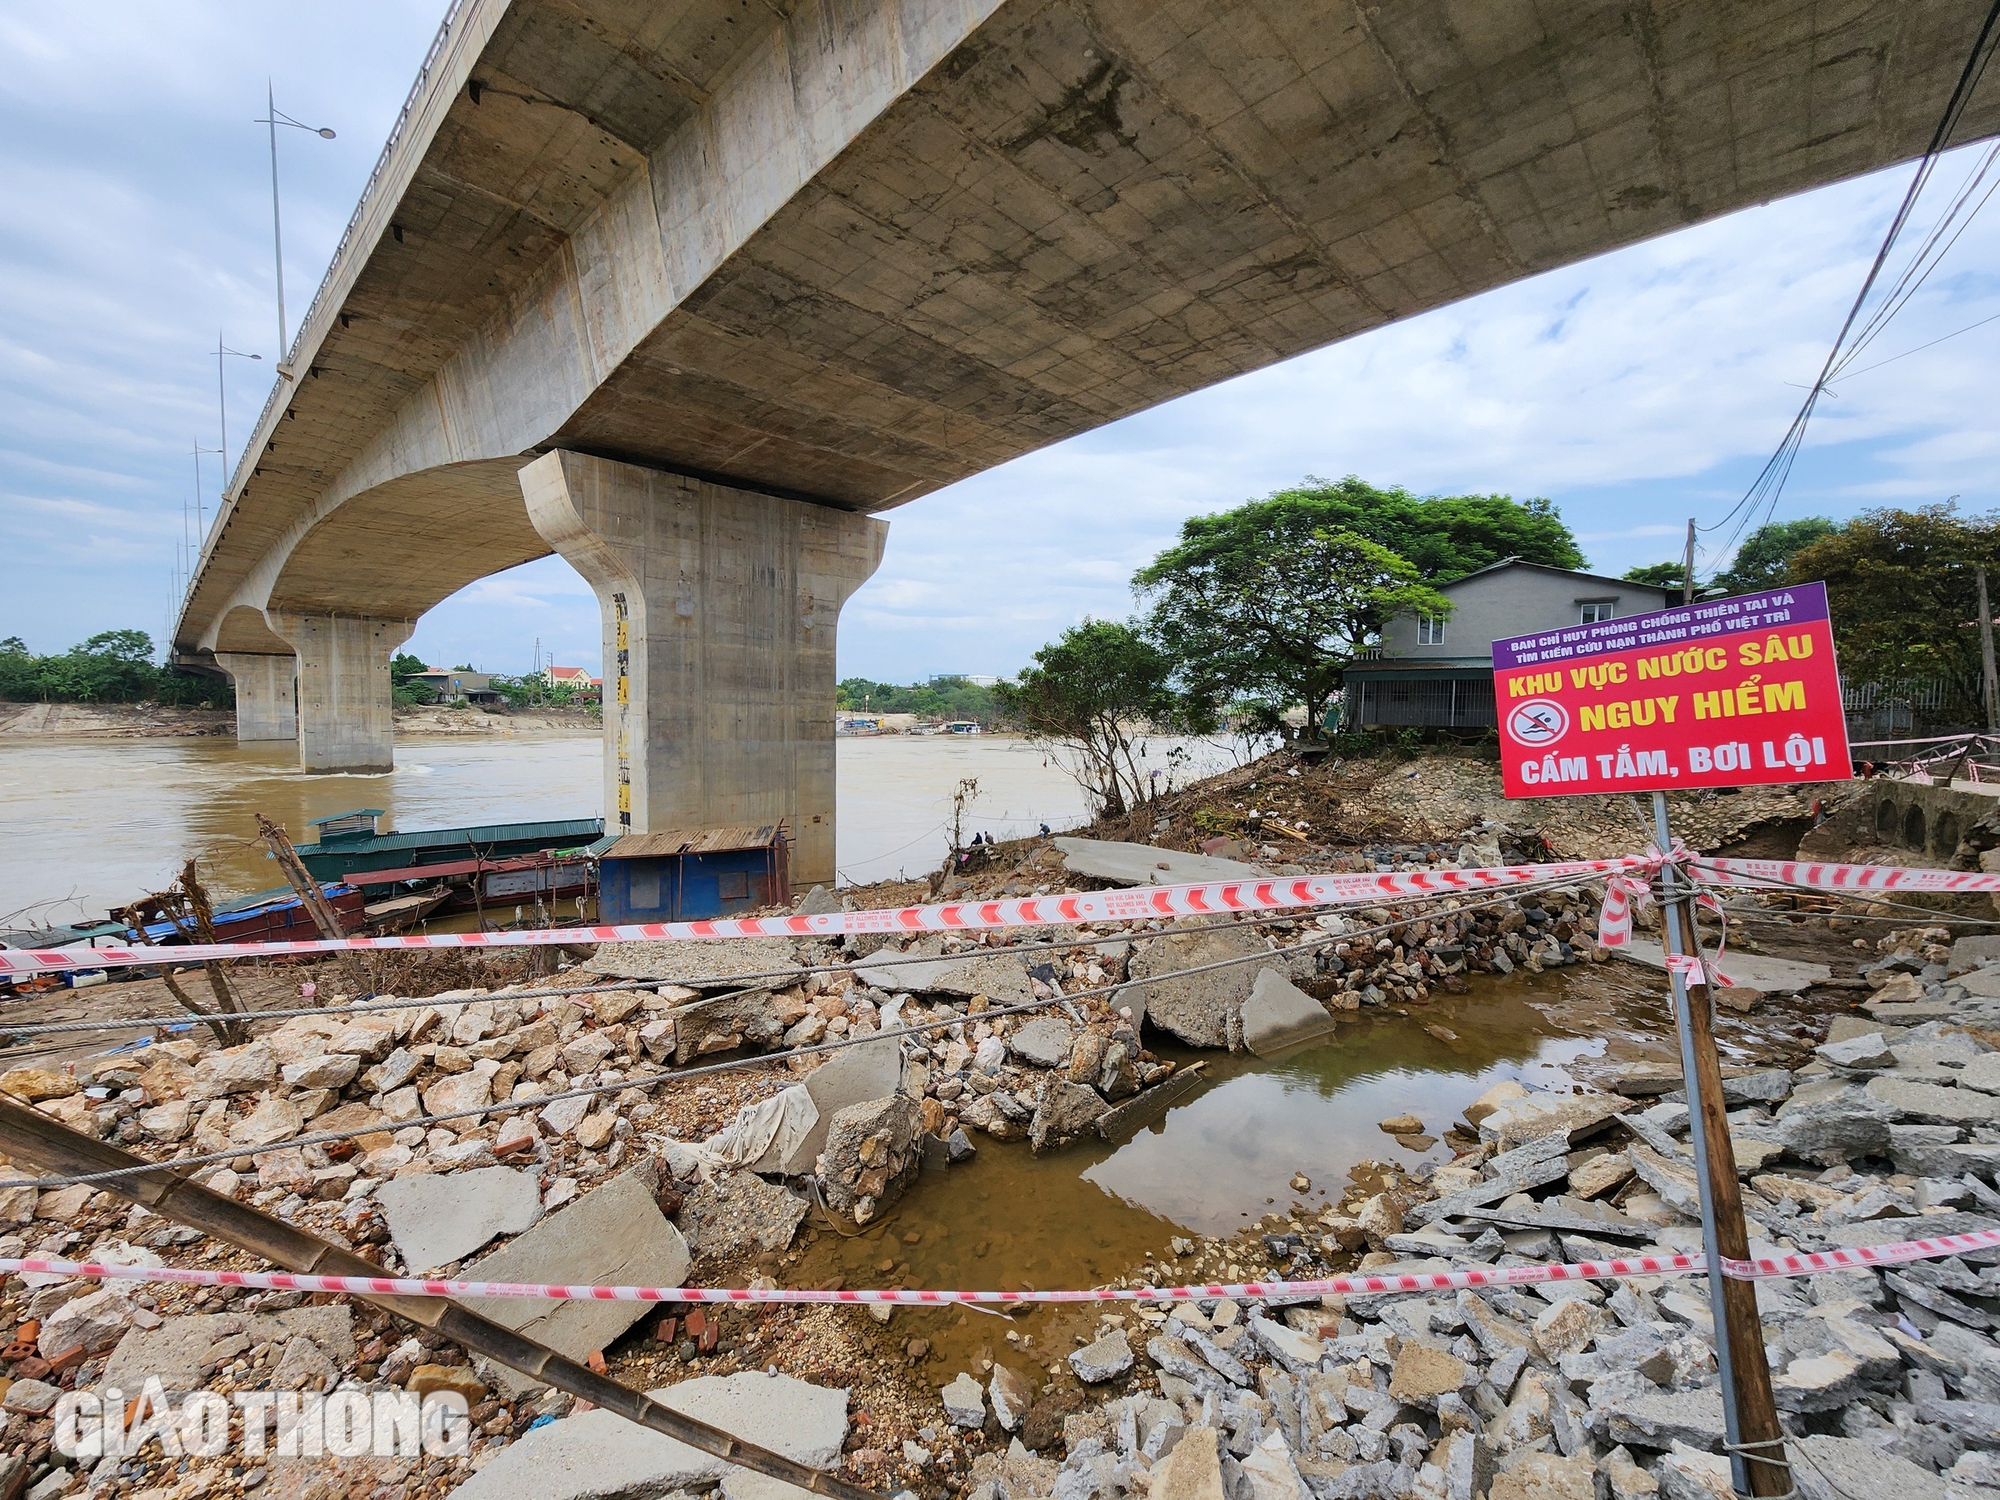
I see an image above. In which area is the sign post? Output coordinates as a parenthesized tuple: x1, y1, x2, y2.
(1493, 583, 1852, 1500)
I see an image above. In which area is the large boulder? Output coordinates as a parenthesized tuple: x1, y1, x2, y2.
(188, 1041, 278, 1100)
(1123, 924, 1269, 1047)
(819, 1094, 922, 1224)
(1028, 1078, 1109, 1152)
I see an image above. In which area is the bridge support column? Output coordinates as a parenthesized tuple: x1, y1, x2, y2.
(522, 451, 886, 890)
(267, 613, 413, 774)
(214, 652, 298, 743)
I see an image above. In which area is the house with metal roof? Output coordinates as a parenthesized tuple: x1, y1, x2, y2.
(1343, 560, 1676, 731)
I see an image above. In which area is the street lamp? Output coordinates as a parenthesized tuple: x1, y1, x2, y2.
(216, 335, 261, 476)
(255, 82, 336, 371)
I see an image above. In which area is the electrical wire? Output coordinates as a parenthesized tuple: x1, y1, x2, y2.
(1698, 0, 2000, 569)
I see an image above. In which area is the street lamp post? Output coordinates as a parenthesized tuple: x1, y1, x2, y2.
(255, 83, 335, 370)
(217, 335, 261, 476)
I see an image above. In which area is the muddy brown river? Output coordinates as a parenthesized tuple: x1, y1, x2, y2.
(0, 733, 1242, 928)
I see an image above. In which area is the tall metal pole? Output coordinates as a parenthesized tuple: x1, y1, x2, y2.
(1683, 518, 1697, 606)
(1979, 566, 1998, 735)
(217, 331, 229, 469)
(1652, 791, 1790, 1498)
(268, 80, 287, 361)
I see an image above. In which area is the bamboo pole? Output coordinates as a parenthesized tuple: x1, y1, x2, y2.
(257, 815, 372, 1000)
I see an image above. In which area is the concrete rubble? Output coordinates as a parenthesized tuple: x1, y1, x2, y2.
(0, 787, 1952, 1500)
(916, 925, 2000, 1500)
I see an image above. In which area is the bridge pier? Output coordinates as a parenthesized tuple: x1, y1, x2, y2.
(268, 612, 413, 774)
(214, 652, 298, 744)
(521, 451, 886, 889)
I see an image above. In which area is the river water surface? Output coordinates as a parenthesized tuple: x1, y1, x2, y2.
(0, 733, 1242, 929)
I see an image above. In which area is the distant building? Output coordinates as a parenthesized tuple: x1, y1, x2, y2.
(409, 668, 502, 704)
(961, 674, 1001, 687)
(1343, 561, 1676, 730)
(545, 665, 602, 694)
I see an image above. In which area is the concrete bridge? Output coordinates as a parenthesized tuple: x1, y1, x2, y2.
(175, 0, 2000, 887)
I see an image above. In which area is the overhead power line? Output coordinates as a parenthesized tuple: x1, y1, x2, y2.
(1697, 0, 2000, 571)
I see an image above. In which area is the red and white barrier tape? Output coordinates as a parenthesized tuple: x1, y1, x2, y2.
(1692, 855, 2000, 895)
(10, 848, 1992, 979)
(7, 1226, 1999, 1305)
(0, 860, 1645, 976)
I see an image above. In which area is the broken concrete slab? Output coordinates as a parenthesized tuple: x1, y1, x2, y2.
(374, 1165, 543, 1273)
(1095, 1063, 1207, 1144)
(448, 1372, 846, 1500)
(1613, 939, 1830, 994)
(855, 941, 1035, 1006)
(1867, 1075, 2000, 1126)
(1124, 923, 1269, 1048)
(1240, 968, 1336, 1055)
(1788, 1434, 1948, 1500)
(772, 1037, 902, 1176)
(676, 1170, 809, 1260)
(1053, 837, 1266, 886)
(585, 936, 803, 988)
(102, 1306, 355, 1395)
(461, 1167, 689, 1397)
(1480, 1091, 1634, 1152)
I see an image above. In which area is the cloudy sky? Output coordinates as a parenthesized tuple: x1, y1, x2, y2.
(4, 1, 1998, 685)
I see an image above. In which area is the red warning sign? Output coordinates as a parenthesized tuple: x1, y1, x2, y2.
(1492, 583, 1852, 799)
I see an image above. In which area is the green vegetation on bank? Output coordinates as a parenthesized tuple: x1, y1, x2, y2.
(0, 631, 230, 707)
(836, 675, 1004, 723)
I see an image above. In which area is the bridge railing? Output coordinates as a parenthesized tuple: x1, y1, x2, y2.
(211, 0, 472, 522)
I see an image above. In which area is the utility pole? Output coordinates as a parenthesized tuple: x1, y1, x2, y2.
(1980, 566, 1998, 735)
(1683, 517, 1697, 606)
(1652, 792, 1790, 1497)
(255, 86, 336, 368)
(266, 82, 287, 361)
(217, 334, 262, 476)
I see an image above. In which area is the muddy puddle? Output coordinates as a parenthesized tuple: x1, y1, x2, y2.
(789, 958, 1716, 1374)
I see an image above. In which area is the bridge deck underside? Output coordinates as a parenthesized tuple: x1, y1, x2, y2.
(179, 0, 2000, 642)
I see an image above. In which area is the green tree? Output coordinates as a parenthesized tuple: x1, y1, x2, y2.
(1623, 562, 1689, 591)
(1714, 517, 1840, 594)
(835, 675, 1004, 724)
(389, 652, 436, 706)
(1181, 477, 1585, 585)
(1788, 503, 2000, 691)
(1136, 521, 1449, 740)
(994, 620, 1215, 815)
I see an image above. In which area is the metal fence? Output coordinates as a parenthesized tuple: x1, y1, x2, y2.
(1841, 677, 1982, 739)
(1348, 678, 1497, 729)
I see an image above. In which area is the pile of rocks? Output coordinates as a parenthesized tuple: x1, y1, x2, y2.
(924, 931, 2000, 1500)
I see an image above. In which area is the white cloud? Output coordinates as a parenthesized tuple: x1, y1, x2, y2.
(2, 4, 1997, 687)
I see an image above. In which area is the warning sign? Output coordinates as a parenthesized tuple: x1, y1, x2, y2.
(1492, 582, 1852, 799)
